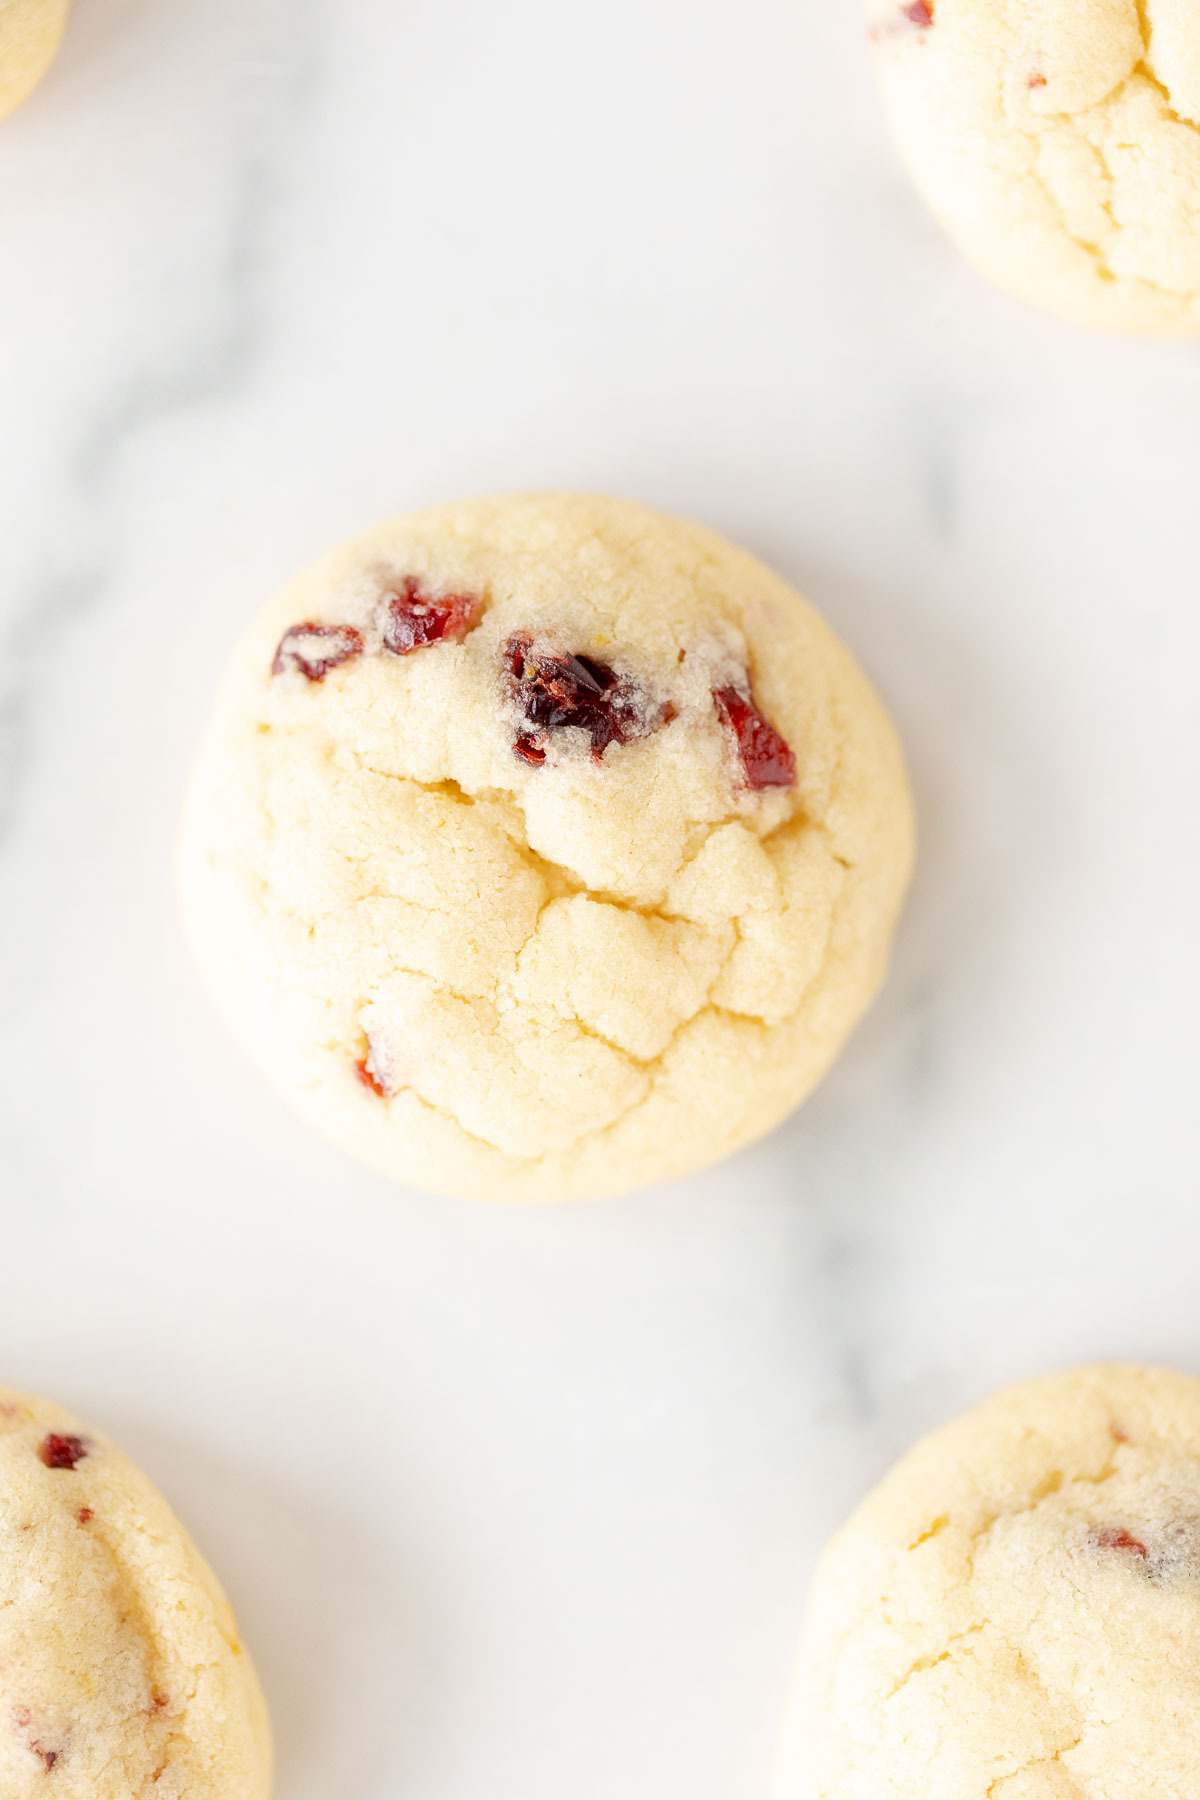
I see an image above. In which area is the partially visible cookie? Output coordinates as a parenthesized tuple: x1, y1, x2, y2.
(779, 1364, 1200, 1798)
(0, 1387, 272, 1798)
(179, 493, 913, 1201)
(0, 0, 70, 120)
(867, 0, 1200, 334)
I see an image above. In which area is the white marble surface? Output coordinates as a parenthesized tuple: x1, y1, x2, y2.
(2, 0, 1200, 1793)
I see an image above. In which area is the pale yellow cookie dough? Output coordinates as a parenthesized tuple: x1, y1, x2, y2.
(0, 1387, 271, 1798)
(867, 0, 1200, 334)
(179, 494, 913, 1201)
(0, 0, 70, 120)
(779, 1364, 1200, 1799)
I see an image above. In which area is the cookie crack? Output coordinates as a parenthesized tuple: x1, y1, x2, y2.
(880, 1623, 986, 1702)
(1127, 0, 1191, 132)
(1018, 54, 1200, 301)
(253, 680, 872, 1176)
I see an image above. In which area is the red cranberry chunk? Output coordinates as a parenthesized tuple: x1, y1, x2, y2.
(505, 634, 670, 764)
(356, 1033, 397, 1099)
(35, 1748, 58, 1771)
(382, 577, 481, 656)
(76, 1506, 93, 1525)
(272, 622, 363, 682)
(355, 1056, 387, 1098)
(903, 0, 933, 23)
(39, 1434, 88, 1471)
(1091, 1524, 1148, 1558)
(513, 733, 547, 766)
(713, 686, 796, 790)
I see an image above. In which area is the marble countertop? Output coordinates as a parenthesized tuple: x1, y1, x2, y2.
(2, 0, 1199, 1794)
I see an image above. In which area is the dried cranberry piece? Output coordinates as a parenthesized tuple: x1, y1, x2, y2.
(504, 634, 671, 764)
(713, 686, 796, 790)
(272, 622, 364, 682)
(382, 576, 481, 656)
(10, 1717, 58, 1769)
(355, 1057, 387, 1098)
(1091, 1524, 1148, 1558)
(76, 1506, 93, 1525)
(39, 1434, 87, 1470)
(513, 734, 547, 766)
(869, 0, 933, 40)
(355, 1035, 395, 1099)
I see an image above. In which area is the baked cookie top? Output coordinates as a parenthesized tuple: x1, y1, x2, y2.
(0, 1, 71, 121)
(180, 494, 913, 1201)
(867, 0, 1200, 334)
(782, 1364, 1200, 1798)
(0, 1388, 271, 1798)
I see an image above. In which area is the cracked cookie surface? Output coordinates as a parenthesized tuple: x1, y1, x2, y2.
(867, 0, 1200, 334)
(0, 1386, 271, 1798)
(0, 0, 71, 120)
(779, 1364, 1200, 1799)
(179, 493, 912, 1201)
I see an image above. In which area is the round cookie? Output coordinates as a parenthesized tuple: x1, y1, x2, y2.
(779, 1364, 1200, 1799)
(867, 0, 1200, 334)
(0, 1387, 271, 1798)
(179, 494, 913, 1202)
(0, 0, 70, 121)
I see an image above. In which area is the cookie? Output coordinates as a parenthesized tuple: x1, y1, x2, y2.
(0, 1387, 271, 1797)
(867, 0, 1200, 334)
(0, 0, 70, 120)
(179, 494, 913, 1201)
(779, 1364, 1200, 1799)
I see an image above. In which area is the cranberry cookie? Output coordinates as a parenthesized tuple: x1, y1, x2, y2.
(180, 494, 913, 1200)
(868, 0, 1200, 334)
(0, 1, 70, 120)
(0, 1387, 271, 1797)
(780, 1364, 1200, 1798)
